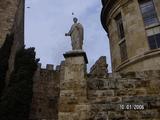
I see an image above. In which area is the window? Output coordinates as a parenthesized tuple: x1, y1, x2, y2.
(148, 33, 160, 49)
(115, 13, 125, 39)
(115, 13, 128, 62)
(119, 41, 128, 62)
(139, 0, 158, 26)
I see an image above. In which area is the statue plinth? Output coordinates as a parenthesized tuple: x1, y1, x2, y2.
(63, 50, 88, 64)
(58, 50, 89, 120)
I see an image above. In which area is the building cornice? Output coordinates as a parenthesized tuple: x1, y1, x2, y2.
(101, 0, 118, 33)
(115, 49, 160, 72)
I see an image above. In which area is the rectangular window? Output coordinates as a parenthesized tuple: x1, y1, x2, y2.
(119, 41, 128, 62)
(139, 0, 158, 26)
(115, 13, 128, 62)
(148, 33, 160, 49)
(115, 13, 125, 39)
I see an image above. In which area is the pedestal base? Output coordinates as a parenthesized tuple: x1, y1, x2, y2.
(63, 50, 88, 64)
(58, 50, 88, 120)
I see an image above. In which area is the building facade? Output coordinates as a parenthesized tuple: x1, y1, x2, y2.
(0, 0, 25, 84)
(101, 0, 160, 73)
(0, 0, 24, 47)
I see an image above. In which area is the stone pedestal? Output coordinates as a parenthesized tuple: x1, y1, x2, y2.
(58, 50, 89, 120)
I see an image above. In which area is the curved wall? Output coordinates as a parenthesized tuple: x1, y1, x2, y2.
(101, 0, 160, 73)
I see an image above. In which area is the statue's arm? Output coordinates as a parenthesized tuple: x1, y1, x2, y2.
(65, 33, 70, 36)
(68, 25, 74, 35)
(65, 25, 74, 36)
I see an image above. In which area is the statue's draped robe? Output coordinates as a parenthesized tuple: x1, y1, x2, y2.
(68, 23, 84, 50)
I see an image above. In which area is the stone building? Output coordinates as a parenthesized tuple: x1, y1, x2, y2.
(0, 0, 160, 120)
(0, 0, 24, 47)
(101, 0, 160, 73)
(0, 0, 25, 84)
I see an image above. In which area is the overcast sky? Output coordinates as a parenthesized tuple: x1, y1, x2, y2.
(25, 0, 111, 72)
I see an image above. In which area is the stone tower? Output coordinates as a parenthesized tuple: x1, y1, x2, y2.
(0, 0, 25, 84)
(101, 0, 160, 73)
(0, 0, 24, 47)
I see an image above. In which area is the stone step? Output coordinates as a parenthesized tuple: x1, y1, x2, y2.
(88, 78, 160, 91)
(88, 95, 160, 110)
(88, 105, 155, 119)
(88, 88, 149, 101)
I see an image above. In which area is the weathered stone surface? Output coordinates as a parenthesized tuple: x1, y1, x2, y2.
(29, 65, 160, 120)
(90, 56, 108, 78)
(140, 110, 160, 119)
(101, 0, 160, 73)
(108, 111, 125, 120)
(30, 65, 60, 120)
(0, 0, 23, 46)
(58, 51, 88, 120)
(2, 0, 25, 85)
(87, 78, 117, 90)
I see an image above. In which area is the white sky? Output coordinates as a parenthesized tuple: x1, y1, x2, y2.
(25, 0, 111, 72)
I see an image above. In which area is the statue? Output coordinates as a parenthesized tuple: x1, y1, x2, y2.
(65, 17, 84, 50)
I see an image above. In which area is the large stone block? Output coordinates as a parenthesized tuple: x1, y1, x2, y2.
(59, 51, 88, 120)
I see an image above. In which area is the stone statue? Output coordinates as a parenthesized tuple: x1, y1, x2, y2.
(65, 17, 84, 50)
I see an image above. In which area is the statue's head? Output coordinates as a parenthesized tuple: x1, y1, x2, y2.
(73, 17, 78, 23)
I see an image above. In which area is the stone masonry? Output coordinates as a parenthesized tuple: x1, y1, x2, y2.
(58, 50, 89, 120)
(0, 0, 25, 85)
(0, 0, 24, 47)
(101, 0, 160, 73)
(30, 64, 60, 120)
(87, 70, 160, 119)
(30, 55, 160, 120)
(90, 56, 108, 78)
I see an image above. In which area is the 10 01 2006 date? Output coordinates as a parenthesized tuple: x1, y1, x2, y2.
(119, 104, 144, 110)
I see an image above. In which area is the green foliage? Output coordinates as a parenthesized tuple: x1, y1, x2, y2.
(0, 34, 14, 96)
(0, 47, 39, 120)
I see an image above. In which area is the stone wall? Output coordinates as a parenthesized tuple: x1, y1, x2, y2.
(29, 56, 160, 120)
(2, 0, 25, 85)
(30, 55, 160, 120)
(116, 50, 160, 73)
(89, 56, 108, 78)
(4, 0, 25, 84)
(87, 70, 160, 120)
(0, 0, 24, 47)
(30, 64, 60, 120)
(0, 0, 16, 46)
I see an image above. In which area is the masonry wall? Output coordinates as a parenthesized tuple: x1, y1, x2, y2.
(87, 57, 160, 119)
(30, 65, 60, 120)
(89, 56, 108, 78)
(5, 0, 25, 84)
(29, 55, 160, 120)
(118, 54, 160, 73)
(87, 70, 160, 119)
(0, 0, 24, 47)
